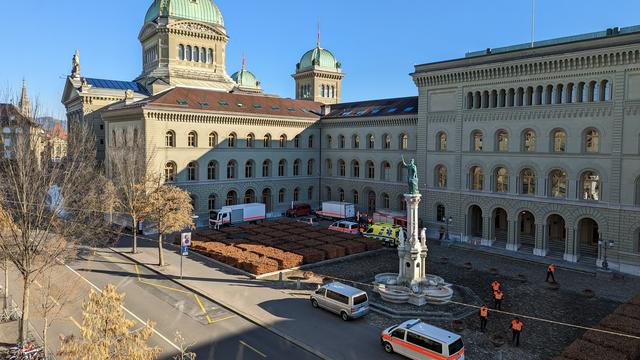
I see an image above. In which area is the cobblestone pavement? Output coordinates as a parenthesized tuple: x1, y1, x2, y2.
(306, 242, 640, 359)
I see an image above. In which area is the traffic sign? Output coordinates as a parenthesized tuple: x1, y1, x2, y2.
(181, 245, 189, 256)
(181, 232, 192, 247)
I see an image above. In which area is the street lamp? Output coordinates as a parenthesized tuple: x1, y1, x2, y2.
(598, 239, 614, 271)
(445, 216, 453, 241)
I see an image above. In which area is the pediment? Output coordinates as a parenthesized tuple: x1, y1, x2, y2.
(61, 77, 80, 105)
(138, 22, 159, 41)
(169, 21, 227, 38)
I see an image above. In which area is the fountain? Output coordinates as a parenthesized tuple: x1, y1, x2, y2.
(373, 158, 454, 306)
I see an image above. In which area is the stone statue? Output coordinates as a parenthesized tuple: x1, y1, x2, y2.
(401, 155, 419, 195)
(420, 228, 427, 248)
(398, 228, 406, 247)
(71, 49, 81, 78)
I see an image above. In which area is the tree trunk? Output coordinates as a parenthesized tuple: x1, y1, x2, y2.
(158, 233, 165, 266)
(132, 219, 138, 254)
(43, 318, 48, 357)
(19, 277, 30, 343)
(4, 259, 8, 312)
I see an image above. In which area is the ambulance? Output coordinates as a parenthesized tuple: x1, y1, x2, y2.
(381, 319, 465, 360)
(362, 223, 406, 247)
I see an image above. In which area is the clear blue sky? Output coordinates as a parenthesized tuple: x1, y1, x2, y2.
(0, 0, 637, 117)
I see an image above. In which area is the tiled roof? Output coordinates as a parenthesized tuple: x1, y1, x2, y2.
(85, 78, 149, 95)
(322, 96, 418, 119)
(0, 104, 38, 127)
(141, 87, 323, 119)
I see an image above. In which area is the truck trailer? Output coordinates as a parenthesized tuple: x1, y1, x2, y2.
(316, 201, 356, 220)
(209, 203, 266, 229)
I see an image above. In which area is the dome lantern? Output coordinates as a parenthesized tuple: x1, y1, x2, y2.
(145, 0, 224, 27)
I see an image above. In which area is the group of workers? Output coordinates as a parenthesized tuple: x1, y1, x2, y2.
(476, 263, 557, 347)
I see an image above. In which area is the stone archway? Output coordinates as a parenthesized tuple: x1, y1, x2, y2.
(367, 191, 376, 214)
(547, 214, 566, 256)
(492, 208, 508, 243)
(468, 205, 483, 238)
(262, 188, 272, 213)
(518, 211, 536, 249)
(577, 218, 599, 260)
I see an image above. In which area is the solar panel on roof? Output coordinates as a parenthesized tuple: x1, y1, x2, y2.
(387, 108, 397, 113)
(404, 107, 414, 112)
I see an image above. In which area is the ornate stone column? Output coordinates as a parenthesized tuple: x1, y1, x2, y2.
(397, 193, 426, 287)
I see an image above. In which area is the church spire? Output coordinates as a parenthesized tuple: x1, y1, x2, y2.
(19, 79, 32, 119)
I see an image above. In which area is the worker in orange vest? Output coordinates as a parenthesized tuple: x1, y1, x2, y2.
(479, 305, 489, 332)
(493, 289, 504, 310)
(546, 263, 556, 283)
(491, 280, 501, 292)
(511, 317, 524, 346)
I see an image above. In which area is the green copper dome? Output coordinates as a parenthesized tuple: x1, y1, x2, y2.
(231, 68, 260, 89)
(298, 47, 341, 71)
(145, 0, 224, 27)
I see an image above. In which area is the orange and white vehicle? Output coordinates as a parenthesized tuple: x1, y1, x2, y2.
(381, 319, 465, 360)
(209, 203, 266, 229)
(316, 201, 356, 220)
(328, 221, 360, 234)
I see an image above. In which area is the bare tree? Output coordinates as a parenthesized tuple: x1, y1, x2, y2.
(173, 331, 197, 360)
(0, 205, 13, 312)
(0, 120, 112, 342)
(58, 284, 161, 359)
(146, 185, 194, 266)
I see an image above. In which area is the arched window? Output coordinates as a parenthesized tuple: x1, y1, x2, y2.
(164, 162, 177, 182)
(187, 131, 198, 147)
(567, 83, 576, 103)
(187, 161, 198, 181)
(584, 129, 600, 153)
(207, 48, 214, 64)
(244, 189, 256, 204)
(207, 161, 218, 180)
(263, 134, 272, 148)
(208, 194, 217, 211)
(398, 162, 408, 182)
(308, 186, 314, 201)
(383, 134, 391, 150)
(555, 84, 564, 104)
(399, 196, 407, 211)
(522, 129, 536, 152)
(193, 47, 200, 62)
(352, 160, 360, 178)
(245, 160, 254, 178)
(549, 169, 567, 198)
(186, 45, 192, 61)
(338, 160, 346, 176)
(262, 160, 271, 177)
(293, 187, 300, 202)
(338, 188, 345, 202)
(293, 159, 301, 176)
(601, 80, 611, 101)
(399, 134, 408, 150)
(228, 133, 237, 148)
(225, 191, 237, 206)
(588, 81, 597, 102)
(483, 91, 489, 108)
(381, 161, 391, 181)
(352, 134, 360, 149)
(470, 166, 484, 190)
(307, 159, 314, 176)
(246, 133, 255, 148)
(496, 130, 509, 152)
(507, 88, 515, 106)
(226, 160, 237, 179)
(382, 193, 390, 209)
(278, 160, 287, 177)
(581, 171, 600, 200)
(516, 87, 524, 106)
(495, 167, 509, 192)
(520, 168, 536, 195)
(326, 135, 332, 148)
(208, 132, 218, 148)
(534, 86, 543, 105)
(466, 92, 473, 109)
(279, 134, 287, 148)
(437, 132, 447, 151)
(325, 159, 333, 176)
(278, 189, 286, 203)
(294, 135, 300, 148)
(165, 131, 176, 147)
(367, 134, 375, 149)
(366, 161, 375, 179)
(436, 204, 446, 222)
(545, 85, 553, 104)
(552, 129, 567, 152)
(435, 165, 447, 188)
(178, 45, 185, 61)
(353, 190, 359, 205)
(325, 186, 332, 201)
(471, 130, 483, 151)
(474, 91, 481, 109)
(200, 47, 207, 63)
(579, 82, 588, 103)
(308, 135, 314, 148)
(339, 135, 345, 149)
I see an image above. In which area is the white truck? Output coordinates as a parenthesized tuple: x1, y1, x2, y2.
(316, 201, 356, 220)
(209, 203, 266, 229)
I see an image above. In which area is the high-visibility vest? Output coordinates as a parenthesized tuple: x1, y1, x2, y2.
(491, 281, 500, 291)
(480, 307, 488, 317)
(494, 291, 504, 300)
(548, 264, 555, 273)
(512, 320, 523, 331)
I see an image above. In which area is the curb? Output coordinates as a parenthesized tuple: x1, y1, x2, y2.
(111, 247, 332, 360)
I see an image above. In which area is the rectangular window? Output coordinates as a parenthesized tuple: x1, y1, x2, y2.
(406, 332, 443, 354)
(391, 328, 405, 340)
(326, 290, 349, 304)
(353, 294, 368, 305)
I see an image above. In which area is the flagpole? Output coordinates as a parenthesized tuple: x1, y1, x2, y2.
(531, 0, 535, 48)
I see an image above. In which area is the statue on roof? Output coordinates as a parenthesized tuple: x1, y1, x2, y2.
(71, 49, 81, 78)
(401, 155, 419, 195)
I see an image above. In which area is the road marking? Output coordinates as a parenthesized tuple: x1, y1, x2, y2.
(240, 340, 267, 358)
(209, 314, 236, 323)
(63, 263, 181, 351)
(68, 316, 81, 329)
(193, 294, 214, 324)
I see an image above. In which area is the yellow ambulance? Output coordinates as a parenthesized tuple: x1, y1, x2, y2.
(363, 223, 406, 247)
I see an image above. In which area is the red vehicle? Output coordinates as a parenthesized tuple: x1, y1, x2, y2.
(286, 203, 312, 218)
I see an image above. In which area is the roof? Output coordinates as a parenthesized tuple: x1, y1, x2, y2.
(298, 47, 340, 72)
(49, 122, 68, 141)
(323, 97, 418, 119)
(84, 78, 149, 95)
(230, 68, 260, 89)
(0, 104, 38, 128)
(131, 87, 323, 119)
(323, 282, 366, 297)
(145, 0, 224, 27)
(400, 319, 461, 344)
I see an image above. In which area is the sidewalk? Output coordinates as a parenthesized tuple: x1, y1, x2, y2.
(112, 238, 385, 360)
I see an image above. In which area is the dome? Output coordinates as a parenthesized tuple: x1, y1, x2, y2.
(297, 47, 341, 71)
(145, 0, 224, 27)
(231, 68, 260, 89)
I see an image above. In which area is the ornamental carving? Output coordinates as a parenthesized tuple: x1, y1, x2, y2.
(170, 22, 224, 37)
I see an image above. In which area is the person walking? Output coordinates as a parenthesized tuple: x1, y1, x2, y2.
(546, 263, 556, 283)
(511, 317, 524, 346)
(479, 305, 489, 332)
(491, 280, 501, 292)
(493, 289, 504, 310)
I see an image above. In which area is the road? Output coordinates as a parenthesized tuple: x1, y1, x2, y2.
(7, 247, 321, 360)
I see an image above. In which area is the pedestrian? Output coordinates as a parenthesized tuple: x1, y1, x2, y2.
(479, 305, 489, 332)
(546, 263, 556, 283)
(439, 226, 445, 240)
(493, 289, 504, 310)
(491, 280, 501, 292)
(511, 317, 524, 346)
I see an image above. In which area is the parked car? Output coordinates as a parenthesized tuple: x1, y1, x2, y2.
(363, 223, 407, 247)
(381, 319, 465, 360)
(296, 216, 319, 226)
(310, 282, 369, 321)
(328, 220, 360, 234)
(286, 203, 312, 218)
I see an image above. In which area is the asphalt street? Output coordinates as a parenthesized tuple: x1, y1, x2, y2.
(7, 248, 322, 360)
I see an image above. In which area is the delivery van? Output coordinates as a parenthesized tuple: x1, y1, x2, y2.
(310, 282, 369, 321)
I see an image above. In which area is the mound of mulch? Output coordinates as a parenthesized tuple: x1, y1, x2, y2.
(316, 244, 347, 259)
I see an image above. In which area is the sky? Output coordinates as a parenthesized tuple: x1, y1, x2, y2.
(0, 0, 638, 118)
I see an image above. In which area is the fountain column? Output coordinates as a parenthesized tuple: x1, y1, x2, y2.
(397, 193, 426, 288)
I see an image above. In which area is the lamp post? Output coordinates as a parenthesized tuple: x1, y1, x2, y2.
(446, 216, 453, 242)
(598, 239, 614, 271)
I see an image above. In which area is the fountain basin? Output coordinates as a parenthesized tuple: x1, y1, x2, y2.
(373, 273, 454, 306)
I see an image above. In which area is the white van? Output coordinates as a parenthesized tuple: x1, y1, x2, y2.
(380, 319, 465, 360)
(310, 282, 369, 321)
